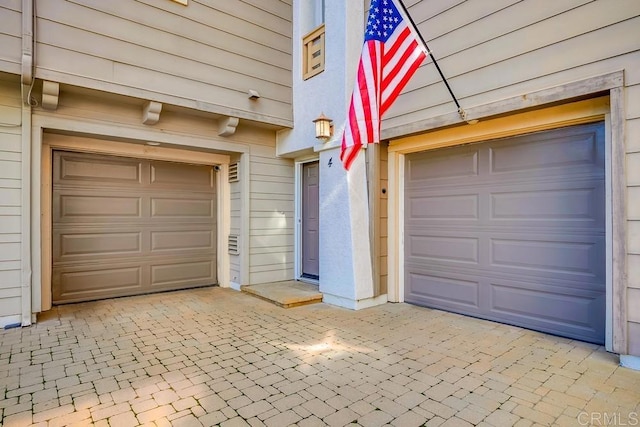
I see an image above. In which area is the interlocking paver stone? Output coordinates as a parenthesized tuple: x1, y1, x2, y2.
(324, 407, 359, 426)
(0, 288, 638, 427)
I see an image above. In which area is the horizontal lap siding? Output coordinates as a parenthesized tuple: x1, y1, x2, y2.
(386, 0, 640, 127)
(0, 78, 21, 318)
(0, 1, 21, 74)
(249, 145, 294, 284)
(34, 0, 292, 125)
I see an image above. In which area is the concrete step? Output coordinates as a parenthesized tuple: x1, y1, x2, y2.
(241, 281, 322, 308)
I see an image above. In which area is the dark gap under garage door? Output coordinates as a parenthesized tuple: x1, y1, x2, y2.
(52, 151, 217, 304)
(404, 123, 606, 344)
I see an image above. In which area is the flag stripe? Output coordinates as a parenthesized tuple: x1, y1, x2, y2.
(341, 0, 426, 170)
(381, 48, 425, 115)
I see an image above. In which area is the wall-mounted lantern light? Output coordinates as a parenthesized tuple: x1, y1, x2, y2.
(313, 113, 333, 141)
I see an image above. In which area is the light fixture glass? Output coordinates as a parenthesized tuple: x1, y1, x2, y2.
(313, 113, 333, 141)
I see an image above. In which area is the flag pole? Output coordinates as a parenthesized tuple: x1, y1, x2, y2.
(396, 0, 471, 122)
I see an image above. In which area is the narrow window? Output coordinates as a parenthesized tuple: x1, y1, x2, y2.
(302, 0, 326, 80)
(303, 25, 325, 80)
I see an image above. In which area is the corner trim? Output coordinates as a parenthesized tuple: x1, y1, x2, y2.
(610, 86, 628, 354)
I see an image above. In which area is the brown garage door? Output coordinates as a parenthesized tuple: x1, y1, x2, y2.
(52, 151, 217, 304)
(404, 123, 606, 344)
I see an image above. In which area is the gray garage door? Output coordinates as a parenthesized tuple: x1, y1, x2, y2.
(405, 123, 606, 344)
(52, 151, 217, 304)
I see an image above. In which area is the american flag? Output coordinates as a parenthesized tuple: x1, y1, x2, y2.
(340, 0, 427, 170)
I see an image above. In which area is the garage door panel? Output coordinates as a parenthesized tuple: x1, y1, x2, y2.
(55, 228, 215, 261)
(406, 271, 480, 308)
(490, 237, 603, 277)
(150, 260, 214, 287)
(408, 235, 479, 264)
(54, 266, 143, 301)
(151, 197, 214, 218)
(489, 281, 605, 342)
(408, 194, 479, 220)
(151, 230, 214, 252)
(405, 123, 606, 344)
(407, 231, 605, 286)
(57, 153, 142, 184)
(56, 231, 142, 259)
(407, 149, 479, 181)
(150, 162, 214, 189)
(490, 186, 602, 222)
(56, 194, 142, 219)
(489, 127, 602, 174)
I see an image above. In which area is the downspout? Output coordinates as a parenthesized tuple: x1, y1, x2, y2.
(20, 0, 34, 326)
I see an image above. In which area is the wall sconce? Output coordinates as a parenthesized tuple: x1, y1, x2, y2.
(313, 113, 333, 141)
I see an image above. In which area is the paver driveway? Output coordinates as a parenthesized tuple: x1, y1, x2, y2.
(1, 287, 639, 427)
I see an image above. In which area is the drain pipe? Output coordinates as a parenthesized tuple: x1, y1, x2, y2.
(21, 0, 33, 92)
(20, 0, 34, 327)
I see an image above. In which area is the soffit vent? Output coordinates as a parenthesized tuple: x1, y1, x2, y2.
(229, 163, 239, 182)
(228, 234, 239, 255)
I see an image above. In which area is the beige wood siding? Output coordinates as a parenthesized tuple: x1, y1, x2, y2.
(34, 0, 292, 126)
(249, 144, 294, 284)
(0, 76, 21, 318)
(0, 1, 21, 74)
(388, 0, 640, 128)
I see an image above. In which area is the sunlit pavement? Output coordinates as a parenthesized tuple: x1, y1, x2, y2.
(1, 287, 639, 426)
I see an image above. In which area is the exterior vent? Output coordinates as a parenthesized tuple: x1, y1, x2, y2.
(228, 234, 239, 255)
(229, 163, 239, 182)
